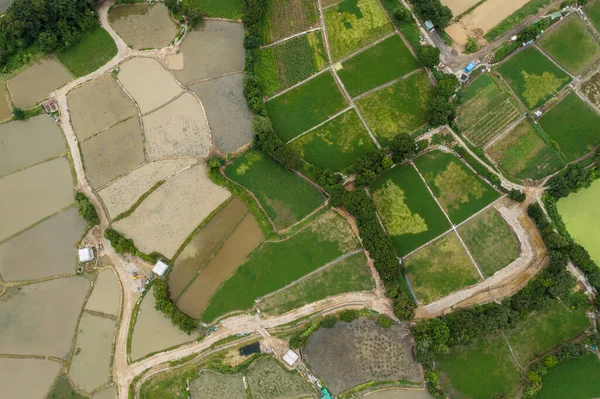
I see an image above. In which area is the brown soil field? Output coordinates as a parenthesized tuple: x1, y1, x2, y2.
(98, 158, 196, 219)
(142, 92, 211, 159)
(0, 157, 74, 242)
(174, 21, 245, 85)
(0, 115, 66, 177)
(364, 390, 434, 399)
(442, 0, 484, 16)
(118, 57, 182, 114)
(190, 73, 253, 153)
(80, 117, 145, 188)
(0, 207, 86, 282)
(85, 268, 121, 316)
(113, 163, 230, 258)
(304, 318, 421, 395)
(247, 357, 319, 399)
(176, 212, 264, 318)
(168, 197, 248, 299)
(460, 0, 530, 35)
(0, 83, 12, 121)
(68, 73, 137, 141)
(7, 57, 72, 108)
(0, 277, 89, 358)
(190, 370, 247, 399)
(70, 313, 116, 392)
(0, 358, 62, 399)
(93, 387, 117, 399)
(109, 3, 177, 49)
(445, 23, 469, 47)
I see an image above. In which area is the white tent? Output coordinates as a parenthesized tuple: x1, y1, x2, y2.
(152, 260, 169, 277)
(78, 247, 94, 263)
(283, 349, 299, 366)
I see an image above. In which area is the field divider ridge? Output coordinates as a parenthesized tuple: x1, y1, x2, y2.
(260, 27, 323, 49)
(453, 226, 485, 280)
(286, 106, 353, 144)
(335, 31, 398, 65)
(533, 44, 575, 80)
(264, 67, 330, 101)
(352, 68, 422, 102)
(316, 0, 334, 64)
(501, 330, 526, 371)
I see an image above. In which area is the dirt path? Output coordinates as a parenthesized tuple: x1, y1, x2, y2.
(501, 330, 525, 371)
(261, 27, 323, 49)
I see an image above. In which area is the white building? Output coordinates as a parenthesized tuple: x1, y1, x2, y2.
(152, 260, 169, 277)
(283, 349, 299, 366)
(78, 247, 94, 263)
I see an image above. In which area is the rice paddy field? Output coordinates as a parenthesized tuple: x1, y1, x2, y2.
(0, 83, 12, 121)
(0, 358, 62, 399)
(48, 373, 87, 399)
(109, 3, 177, 49)
(264, 0, 320, 43)
(7, 57, 72, 108)
(585, 0, 600, 33)
(57, 25, 117, 77)
(532, 353, 600, 399)
(247, 358, 319, 399)
(370, 164, 450, 256)
(225, 149, 325, 230)
(85, 269, 121, 317)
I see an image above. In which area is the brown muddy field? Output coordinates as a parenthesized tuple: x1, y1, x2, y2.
(0, 277, 89, 358)
(94, 387, 117, 399)
(7, 57, 72, 108)
(68, 73, 137, 141)
(176, 212, 264, 318)
(190, 73, 252, 153)
(0, 207, 86, 282)
(0, 157, 74, 242)
(85, 268, 121, 316)
(0, 358, 62, 399)
(364, 390, 434, 399)
(0, 82, 12, 121)
(109, 3, 177, 50)
(142, 92, 211, 159)
(0, 115, 66, 177)
(304, 318, 422, 395)
(168, 197, 248, 299)
(80, 117, 145, 188)
(174, 21, 245, 85)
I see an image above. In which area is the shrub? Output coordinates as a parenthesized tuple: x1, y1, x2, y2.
(154, 279, 198, 334)
(392, 6, 413, 25)
(12, 108, 25, 120)
(465, 37, 480, 54)
(427, 97, 453, 126)
(411, 0, 453, 28)
(207, 156, 224, 169)
(339, 309, 359, 323)
(377, 314, 395, 328)
(252, 116, 301, 170)
(319, 315, 338, 329)
(418, 45, 440, 67)
(75, 192, 99, 225)
(508, 189, 526, 202)
(437, 74, 459, 99)
(390, 133, 416, 163)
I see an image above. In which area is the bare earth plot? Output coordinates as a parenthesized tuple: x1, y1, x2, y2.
(109, 3, 177, 50)
(0, 358, 62, 399)
(85, 268, 121, 316)
(459, 0, 530, 36)
(0, 83, 12, 121)
(7, 57, 72, 108)
(441, 0, 483, 16)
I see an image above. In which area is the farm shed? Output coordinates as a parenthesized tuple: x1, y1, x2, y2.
(41, 99, 58, 114)
(283, 349, 299, 366)
(465, 61, 477, 73)
(321, 388, 333, 399)
(152, 260, 169, 277)
(78, 247, 94, 263)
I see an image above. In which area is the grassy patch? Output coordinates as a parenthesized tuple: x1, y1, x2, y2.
(337, 34, 420, 97)
(255, 47, 283, 96)
(191, 0, 244, 18)
(532, 353, 600, 399)
(586, 0, 600, 33)
(357, 69, 434, 146)
(57, 25, 117, 77)
(265, 0, 320, 43)
(415, 150, 499, 224)
(265, 71, 347, 141)
(276, 31, 327, 87)
(200, 210, 359, 322)
(47, 374, 87, 399)
(289, 109, 377, 171)
(370, 163, 450, 256)
(539, 92, 600, 162)
(225, 149, 325, 230)
(497, 47, 571, 110)
(404, 232, 480, 304)
(484, 0, 552, 41)
(324, 0, 394, 60)
(259, 251, 374, 314)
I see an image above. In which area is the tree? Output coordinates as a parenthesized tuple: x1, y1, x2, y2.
(418, 45, 440, 67)
(38, 31, 59, 53)
(164, 0, 179, 13)
(320, 316, 337, 328)
(377, 314, 395, 328)
(412, 0, 453, 28)
(508, 189, 526, 202)
(427, 97, 453, 126)
(12, 108, 25, 120)
(252, 116, 301, 170)
(390, 133, 416, 163)
(339, 309, 358, 323)
(75, 192, 99, 225)
(465, 37, 479, 54)
(392, 6, 413, 25)
(181, 0, 204, 27)
(437, 73, 458, 99)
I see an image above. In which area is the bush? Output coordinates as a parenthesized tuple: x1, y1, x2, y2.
(465, 37, 480, 54)
(320, 315, 338, 329)
(508, 189, 526, 202)
(12, 108, 25, 120)
(207, 156, 224, 169)
(75, 192, 99, 225)
(427, 97, 453, 126)
(377, 314, 395, 328)
(437, 74, 459, 99)
(392, 5, 413, 25)
(154, 279, 198, 334)
(339, 309, 359, 323)
(411, 0, 453, 28)
(418, 45, 440, 67)
(104, 229, 158, 263)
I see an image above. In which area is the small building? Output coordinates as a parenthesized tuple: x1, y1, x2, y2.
(78, 247, 94, 263)
(283, 349, 299, 366)
(41, 99, 58, 114)
(152, 260, 169, 277)
(534, 110, 543, 118)
(424, 20, 435, 31)
(465, 61, 477, 73)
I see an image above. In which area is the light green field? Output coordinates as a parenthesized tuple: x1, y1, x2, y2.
(532, 353, 600, 399)
(57, 25, 117, 77)
(586, 0, 600, 33)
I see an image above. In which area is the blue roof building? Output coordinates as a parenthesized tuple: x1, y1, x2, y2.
(465, 61, 477, 73)
(321, 388, 332, 399)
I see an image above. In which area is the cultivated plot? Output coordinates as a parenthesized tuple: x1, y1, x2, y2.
(7, 57, 72, 108)
(193, 0, 244, 19)
(94, 387, 117, 399)
(365, 391, 434, 399)
(85, 268, 121, 316)
(109, 3, 177, 49)
(0, 83, 11, 121)
(581, 70, 600, 110)
(441, 0, 481, 16)
(533, 353, 600, 399)
(247, 358, 319, 399)
(190, 370, 247, 399)
(57, 25, 118, 77)
(265, 0, 319, 43)
(586, 0, 600, 33)
(459, 0, 532, 38)
(0, 358, 62, 399)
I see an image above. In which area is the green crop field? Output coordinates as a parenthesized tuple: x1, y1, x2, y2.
(191, 0, 244, 18)
(586, 0, 600, 33)
(532, 353, 600, 399)
(225, 150, 325, 230)
(414, 151, 500, 224)
(324, 0, 394, 60)
(437, 335, 523, 399)
(497, 47, 571, 109)
(57, 25, 117, 77)
(200, 210, 360, 322)
(404, 232, 480, 304)
(357, 70, 434, 146)
(255, 47, 283, 96)
(289, 109, 377, 171)
(265, 0, 319, 43)
(488, 118, 564, 181)
(539, 92, 600, 161)
(337, 34, 419, 97)
(505, 300, 589, 365)
(458, 208, 519, 277)
(266, 71, 348, 141)
(539, 15, 600, 75)
(370, 163, 450, 256)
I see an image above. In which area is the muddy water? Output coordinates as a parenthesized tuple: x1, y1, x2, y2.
(70, 313, 116, 392)
(364, 390, 434, 399)
(7, 57, 72, 108)
(0, 157, 74, 242)
(0, 82, 12, 121)
(176, 213, 264, 318)
(0, 358, 61, 399)
(93, 387, 117, 399)
(86, 268, 121, 316)
(109, 3, 177, 50)
(0, 115, 66, 177)
(0, 207, 86, 282)
(169, 198, 248, 299)
(0, 0, 10, 13)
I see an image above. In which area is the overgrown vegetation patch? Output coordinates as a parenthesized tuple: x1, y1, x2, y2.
(247, 357, 319, 398)
(57, 25, 117, 77)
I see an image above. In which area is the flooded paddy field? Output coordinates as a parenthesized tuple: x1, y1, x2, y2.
(0, 115, 65, 177)
(94, 387, 117, 399)
(68, 73, 137, 141)
(364, 390, 433, 399)
(113, 163, 230, 258)
(304, 318, 421, 395)
(247, 357, 319, 399)
(131, 286, 197, 360)
(7, 57, 72, 108)
(142, 92, 211, 159)
(0, 358, 62, 399)
(174, 21, 245, 85)
(85, 268, 121, 316)
(0, 276, 89, 358)
(0, 157, 74, 242)
(109, 3, 178, 50)
(80, 117, 145, 188)
(190, 370, 247, 399)
(0, 83, 12, 121)
(0, 207, 86, 282)
(70, 313, 116, 392)
(98, 158, 196, 219)
(118, 57, 182, 113)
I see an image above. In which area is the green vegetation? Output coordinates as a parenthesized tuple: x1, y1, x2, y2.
(357, 70, 435, 146)
(484, 0, 552, 41)
(264, 0, 319, 43)
(497, 47, 571, 110)
(47, 374, 87, 399)
(493, 40, 519, 63)
(265, 71, 347, 141)
(255, 47, 282, 96)
(289, 109, 377, 171)
(56, 25, 117, 77)
(75, 192, 99, 225)
(586, 0, 600, 33)
(324, 0, 394, 60)
(411, 0, 453, 28)
(191, 0, 244, 18)
(539, 92, 600, 162)
(154, 279, 198, 334)
(337, 34, 420, 97)
(532, 353, 600, 399)
(225, 149, 325, 230)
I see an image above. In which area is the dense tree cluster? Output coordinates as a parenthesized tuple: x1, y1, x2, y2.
(252, 116, 301, 170)
(104, 229, 160, 264)
(153, 279, 198, 334)
(417, 45, 440, 68)
(410, 0, 453, 28)
(75, 192, 99, 225)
